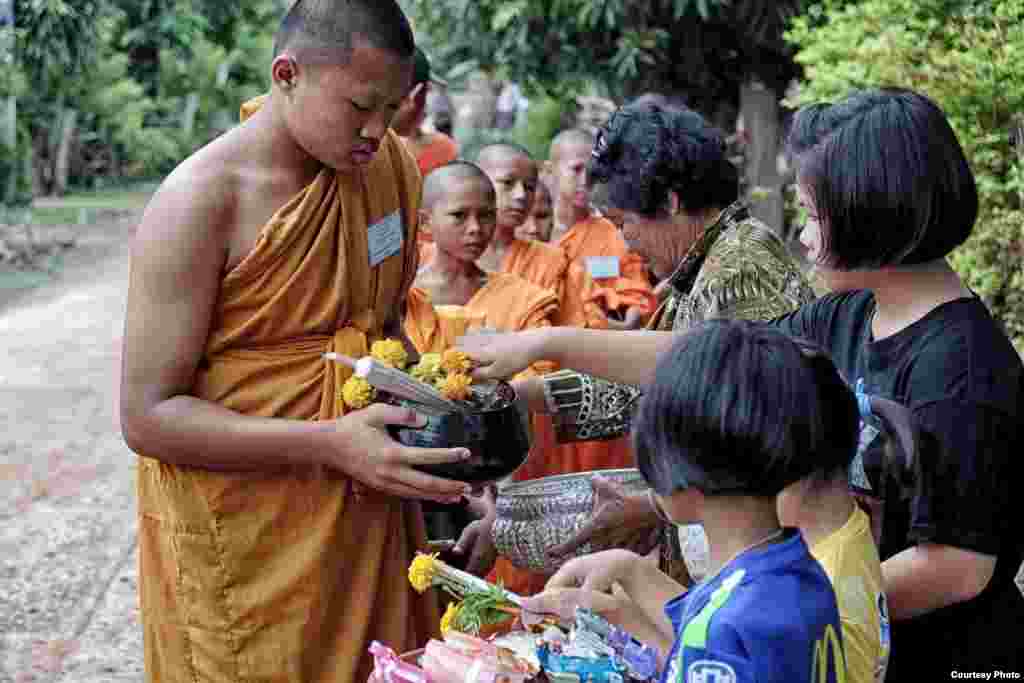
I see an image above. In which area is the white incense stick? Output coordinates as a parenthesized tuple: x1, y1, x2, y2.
(323, 353, 464, 413)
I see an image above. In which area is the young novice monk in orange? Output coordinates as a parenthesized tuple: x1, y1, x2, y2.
(473, 143, 607, 330)
(517, 181, 555, 242)
(406, 161, 559, 355)
(548, 128, 655, 329)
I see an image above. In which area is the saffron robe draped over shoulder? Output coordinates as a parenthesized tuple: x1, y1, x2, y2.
(499, 238, 607, 330)
(404, 274, 558, 351)
(417, 239, 607, 330)
(136, 95, 438, 683)
(556, 216, 655, 318)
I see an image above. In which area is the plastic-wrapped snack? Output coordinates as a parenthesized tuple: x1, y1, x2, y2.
(584, 612, 659, 680)
(537, 642, 624, 683)
(422, 632, 538, 683)
(368, 641, 429, 683)
(537, 609, 659, 682)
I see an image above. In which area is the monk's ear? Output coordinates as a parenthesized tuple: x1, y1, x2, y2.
(541, 160, 554, 179)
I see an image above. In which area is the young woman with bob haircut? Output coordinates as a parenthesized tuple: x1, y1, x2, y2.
(460, 88, 1024, 677)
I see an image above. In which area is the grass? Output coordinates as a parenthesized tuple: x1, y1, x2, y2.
(3, 181, 157, 226)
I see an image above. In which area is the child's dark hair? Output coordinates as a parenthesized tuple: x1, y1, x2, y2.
(633, 320, 858, 498)
(588, 103, 738, 218)
(785, 87, 977, 269)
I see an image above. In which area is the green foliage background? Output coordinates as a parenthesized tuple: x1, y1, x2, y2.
(786, 0, 1024, 351)
(1, 0, 278, 200)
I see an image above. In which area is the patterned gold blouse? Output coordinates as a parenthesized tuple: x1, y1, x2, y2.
(542, 201, 815, 442)
(540, 201, 815, 584)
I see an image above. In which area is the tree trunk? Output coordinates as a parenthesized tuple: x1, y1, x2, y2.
(4, 95, 15, 203)
(54, 109, 78, 196)
(181, 92, 201, 139)
(740, 78, 784, 235)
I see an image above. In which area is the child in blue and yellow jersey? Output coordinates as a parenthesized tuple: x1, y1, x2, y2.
(525, 320, 848, 683)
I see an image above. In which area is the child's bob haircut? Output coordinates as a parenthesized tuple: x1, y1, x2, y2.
(786, 88, 978, 269)
(633, 320, 859, 498)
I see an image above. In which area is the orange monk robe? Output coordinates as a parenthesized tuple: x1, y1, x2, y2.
(416, 132, 459, 177)
(403, 275, 558, 352)
(556, 215, 656, 318)
(419, 239, 607, 330)
(136, 95, 437, 683)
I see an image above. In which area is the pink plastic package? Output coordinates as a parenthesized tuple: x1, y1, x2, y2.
(369, 641, 431, 683)
(421, 633, 536, 683)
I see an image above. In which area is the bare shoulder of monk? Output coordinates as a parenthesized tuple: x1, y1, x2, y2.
(155, 126, 311, 274)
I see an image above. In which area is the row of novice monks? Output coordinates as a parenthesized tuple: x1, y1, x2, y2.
(404, 133, 657, 595)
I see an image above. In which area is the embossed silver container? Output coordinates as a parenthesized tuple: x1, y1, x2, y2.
(491, 468, 649, 574)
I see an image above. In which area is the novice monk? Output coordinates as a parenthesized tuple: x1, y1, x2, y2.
(548, 128, 655, 329)
(473, 143, 606, 330)
(516, 181, 555, 242)
(120, 3, 472, 682)
(408, 162, 559, 351)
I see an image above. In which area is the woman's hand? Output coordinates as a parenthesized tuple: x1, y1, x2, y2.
(549, 477, 661, 560)
(457, 329, 554, 382)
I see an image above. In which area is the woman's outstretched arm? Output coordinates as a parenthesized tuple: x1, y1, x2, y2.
(460, 327, 679, 386)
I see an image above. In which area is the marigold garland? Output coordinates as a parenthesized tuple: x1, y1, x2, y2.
(437, 373, 473, 401)
(341, 376, 376, 410)
(370, 339, 409, 369)
(440, 349, 473, 375)
(338, 341, 475, 411)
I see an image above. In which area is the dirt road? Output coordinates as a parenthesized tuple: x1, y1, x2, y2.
(0, 210, 143, 682)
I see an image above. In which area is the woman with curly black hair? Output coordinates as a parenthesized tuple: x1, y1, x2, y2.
(529, 102, 815, 584)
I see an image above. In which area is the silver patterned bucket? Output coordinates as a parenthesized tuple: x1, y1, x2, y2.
(491, 469, 649, 574)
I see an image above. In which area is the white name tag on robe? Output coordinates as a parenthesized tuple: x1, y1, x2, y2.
(368, 210, 404, 268)
(586, 255, 621, 279)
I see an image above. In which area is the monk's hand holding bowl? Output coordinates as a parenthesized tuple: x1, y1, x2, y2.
(329, 403, 473, 504)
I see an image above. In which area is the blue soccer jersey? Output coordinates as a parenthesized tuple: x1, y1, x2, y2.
(662, 529, 846, 683)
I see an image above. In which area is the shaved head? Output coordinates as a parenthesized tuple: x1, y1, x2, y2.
(550, 128, 595, 163)
(274, 0, 415, 66)
(476, 142, 534, 168)
(423, 161, 495, 210)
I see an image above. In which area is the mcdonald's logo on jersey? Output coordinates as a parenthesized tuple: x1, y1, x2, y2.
(812, 624, 847, 683)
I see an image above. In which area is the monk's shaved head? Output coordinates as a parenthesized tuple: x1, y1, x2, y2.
(476, 142, 534, 168)
(550, 128, 595, 163)
(273, 0, 415, 65)
(423, 161, 495, 210)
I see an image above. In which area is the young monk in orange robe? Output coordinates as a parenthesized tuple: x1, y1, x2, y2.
(549, 129, 656, 329)
(119, 5, 472, 682)
(474, 152, 641, 596)
(407, 162, 558, 349)
(473, 143, 606, 331)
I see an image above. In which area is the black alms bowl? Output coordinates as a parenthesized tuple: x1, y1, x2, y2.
(388, 381, 531, 485)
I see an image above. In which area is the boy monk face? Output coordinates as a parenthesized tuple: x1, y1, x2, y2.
(551, 138, 593, 212)
(425, 174, 498, 263)
(477, 147, 540, 232)
(274, 36, 413, 173)
(517, 183, 554, 242)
